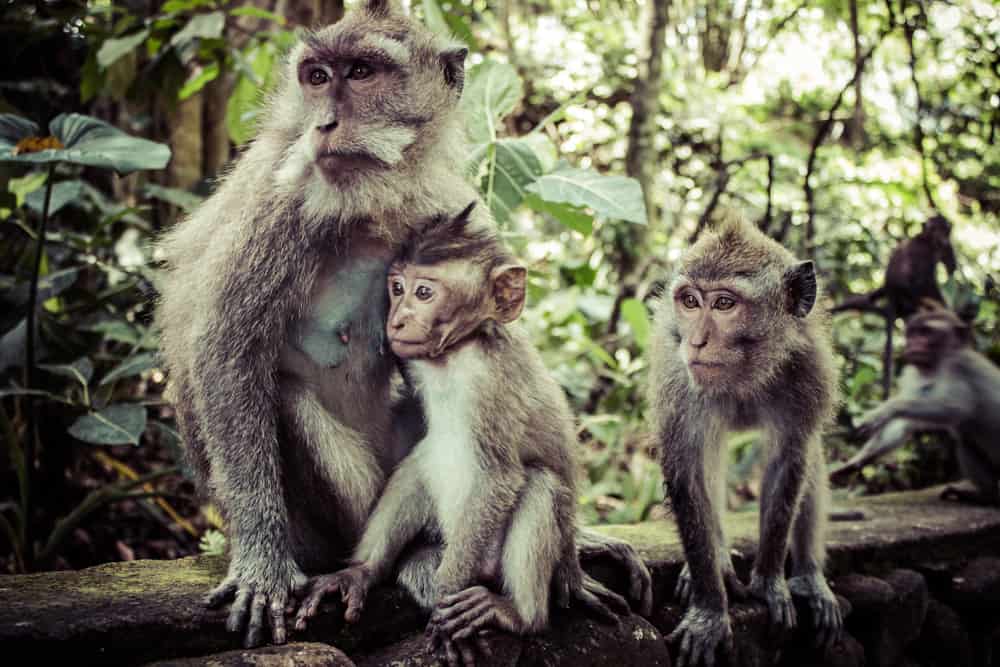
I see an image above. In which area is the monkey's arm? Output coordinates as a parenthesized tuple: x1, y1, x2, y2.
(857, 375, 974, 437)
(193, 206, 320, 647)
(830, 418, 920, 477)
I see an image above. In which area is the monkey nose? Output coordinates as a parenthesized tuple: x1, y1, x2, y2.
(316, 119, 339, 133)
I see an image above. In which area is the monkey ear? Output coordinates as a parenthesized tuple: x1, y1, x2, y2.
(441, 47, 468, 92)
(491, 264, 527, 324)
(783, 261, 817, 317)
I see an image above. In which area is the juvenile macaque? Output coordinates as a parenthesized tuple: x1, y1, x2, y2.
(294, 204, 636, 665)
(154, 0, 649, 647)
(648, 216, 842, 667)
(831, 305, 1000, 505)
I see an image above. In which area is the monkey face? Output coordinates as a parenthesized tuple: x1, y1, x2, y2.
(386, 259, 526, 360)
(904, 312, 968, 367)
(672, 282, 755, 388)
(286, 3, 468, 185)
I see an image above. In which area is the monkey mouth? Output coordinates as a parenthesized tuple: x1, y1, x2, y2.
(389, 339, 432, 358)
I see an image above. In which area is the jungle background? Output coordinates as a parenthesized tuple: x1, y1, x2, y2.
(1, 0, 998, 574)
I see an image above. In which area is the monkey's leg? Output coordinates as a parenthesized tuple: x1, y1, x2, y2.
(395, 542, 443, 609)
(946, 442, 1000, 505)
(664, 424, 733, 667)
(788, 450, 842, 648)
(750, 433, 809, 634)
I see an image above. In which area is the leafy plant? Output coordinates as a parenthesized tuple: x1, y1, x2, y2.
(0, 112, 170, 570)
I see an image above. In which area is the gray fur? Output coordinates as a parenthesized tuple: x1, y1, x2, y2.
(647, 216, 842, 666)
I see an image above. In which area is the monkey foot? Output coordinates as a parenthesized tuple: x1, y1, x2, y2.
(667, 605, 733, 667)
(293, 564, 373, 630)
(675, 564, 746, 609)
(789, 572, 842, 648)
(577, 528, 654, 615)
(428, 585, 524, 640)
(205, 554, 308, 648)
(748, 572, 796, 634)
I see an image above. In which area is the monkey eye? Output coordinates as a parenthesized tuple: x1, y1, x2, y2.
(680, 293, 699, 309)
(390, 280, 404, 297)
(713, 296, 736, 311)
(346, 61, 375, 81)
(308, 68, 330, 86)
(415, 285, 433, 301)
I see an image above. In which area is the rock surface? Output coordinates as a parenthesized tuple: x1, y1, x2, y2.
(2, 484, 999, 666)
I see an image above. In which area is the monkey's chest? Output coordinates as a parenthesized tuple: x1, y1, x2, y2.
(293, 256, 391, 369)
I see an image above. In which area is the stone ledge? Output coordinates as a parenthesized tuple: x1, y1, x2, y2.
(1, 484, 999, 666)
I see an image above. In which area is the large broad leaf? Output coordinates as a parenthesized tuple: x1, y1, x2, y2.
(526, 166, 648, 225)
(461, 60, 523, 145)
(69, 403, 147, 446)
(524, 194, 593, 235)
(97, 29, 150, 69)
(480, 138, 543, 225)
(0, 113, 171, 175)
(3, 268, 80, 310)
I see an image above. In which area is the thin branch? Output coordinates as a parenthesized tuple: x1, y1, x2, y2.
(901, 0, 938, 210)
(690, 152, 771, 242)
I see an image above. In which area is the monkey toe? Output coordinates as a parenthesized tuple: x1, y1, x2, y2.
(206, 577, 238, 608)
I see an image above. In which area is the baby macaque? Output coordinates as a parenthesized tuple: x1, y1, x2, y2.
(294, 203, 628, 665)
(831, 304, 1000, 505)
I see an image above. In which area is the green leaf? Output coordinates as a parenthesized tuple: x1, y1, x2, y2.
(421, 0, 451, 36)
(620, 298, 650, 349)
(96, 29, 150, 69)
(82, 319, 142, 345)
(0, 115, 39, 148)
(461, 60, 523, 145)
(443, 12, 478, 49)
(68, 403, 147, 446)
(230, 6, 286, 24)
(481, 138, 543, 225)
(99, 353, 158, 386)
(226, 42, 277, 145)
(8, 171, 47, 208)
(178, 62, 220, 100)
(169, 11, 226, 49)
(143, 184, 204, 212)
(527, 166, 648, 225)
(0, 114, 171, 174)
(524, 194, 593, 235)
(25, 180, 85, 216)
(39, 357, 94, 388)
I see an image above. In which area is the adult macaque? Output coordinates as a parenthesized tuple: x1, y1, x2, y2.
(832, 214, 958, 396)
(294, 204, 636, 666)
(155, 0, 649, 648)
(647, 216, 842, 667)
(831, 306, 1000, 505)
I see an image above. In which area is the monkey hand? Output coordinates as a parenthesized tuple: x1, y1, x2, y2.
(748, 572, 796, 633)
(789, 572, 842, 649)
(205, 552, 308, 648)
(855, 410, 887, 440)
(667, 605, 733, 667)
(293, 564, 374, 631)
(576, 528, 654, 616)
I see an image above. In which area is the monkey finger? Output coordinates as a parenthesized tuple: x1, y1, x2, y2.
(440, 604, 493, 638)
(456, 638, 477, 667)
(554, 574, 571, 609)
(435, 591, 487, 620)
(269, 598, 288, 644)
(344, 589, 365, 623)
(442, 638, 462, 667)
(227, 589, 252, 633)
(626, 558, 653, 615)
(677, 630, 694, 667)
(206, 577, 239, 608)
(475, 630, 493, 658)
(244, 593, 268, 648)
(577, 589, 621, 625)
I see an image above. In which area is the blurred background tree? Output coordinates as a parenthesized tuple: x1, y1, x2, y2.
(1, 0, 997, 573)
